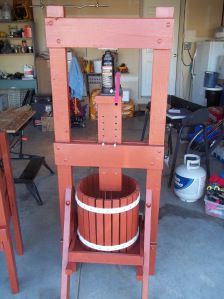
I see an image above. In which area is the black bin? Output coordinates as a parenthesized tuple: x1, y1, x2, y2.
(205, 87, 223, 107)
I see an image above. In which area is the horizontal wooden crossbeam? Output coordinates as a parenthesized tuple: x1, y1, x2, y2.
(45, 17, 174, 49)
(68, 251, 143, 266)
(54, 142, 164, 169)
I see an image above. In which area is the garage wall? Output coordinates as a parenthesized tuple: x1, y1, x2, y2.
(1, 0, 223, 102)
(176, 0, 223, 99)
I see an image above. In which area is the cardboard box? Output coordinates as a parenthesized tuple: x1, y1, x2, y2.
(41, 116, 54, 132)
(36, 57, 52, 95)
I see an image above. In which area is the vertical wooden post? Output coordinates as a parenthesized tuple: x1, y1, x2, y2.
(147, 49, 171, 275)
(47, 6, 73, 230)
(61, 188, 73, 299)
(142, 190, 152, 299)
(96, 96, 122, 191)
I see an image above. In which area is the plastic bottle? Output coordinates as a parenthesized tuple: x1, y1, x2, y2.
(101, 50, 115, 95)
(2, 2, 12, 20)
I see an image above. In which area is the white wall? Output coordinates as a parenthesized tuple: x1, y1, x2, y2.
(176, 0, 223, 100)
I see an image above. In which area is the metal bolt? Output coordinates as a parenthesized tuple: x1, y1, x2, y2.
(157, 39, 162, 44)
(166, 22, 171, 28)
(48, 20, 53, 26)
(64, 158, 68, 162)
(146, 203, 151, 208)
(66, 201, 70, 206)
(56, 39, 61, 44)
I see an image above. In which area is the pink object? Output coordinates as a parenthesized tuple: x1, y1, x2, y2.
(23, 25, 32, 38)
(114, 72, 120, 106)
(209, 175, 224, 187)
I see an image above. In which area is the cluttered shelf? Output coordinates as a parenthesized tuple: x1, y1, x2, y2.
(0, 37, 32, 40)
(0, 53, 33, 55)
(0, 79, 37, 91)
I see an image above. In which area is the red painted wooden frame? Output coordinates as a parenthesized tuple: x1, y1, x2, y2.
(0, 132, 23, 293)
(45, 5, 174, 299)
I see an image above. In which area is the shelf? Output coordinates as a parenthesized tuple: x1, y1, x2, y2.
(0, 53, 33, 56)
(0, 20, 33, 24)
(0, 37, 32, 40)
(0, 79, 37, 91)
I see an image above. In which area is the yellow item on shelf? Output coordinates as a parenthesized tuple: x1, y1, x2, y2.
(89, 89, 135, 120)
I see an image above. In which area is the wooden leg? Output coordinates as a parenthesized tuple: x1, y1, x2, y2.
(0, 132, 24, 255)
(136, 216, 144, 281)
(141, 190, 152, 299)
(57, 165, 73, 232)
(10, 202, 24, 256)
(61, 188, 73, 299)
(147, 170, 162, 275)
(0, 229, 19, 294)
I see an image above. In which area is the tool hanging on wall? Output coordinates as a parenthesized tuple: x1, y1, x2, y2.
(13, 0, 33, 20)
(31, 0, 109, 9)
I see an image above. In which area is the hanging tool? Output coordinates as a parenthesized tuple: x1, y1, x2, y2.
(30, 1, 109, 9)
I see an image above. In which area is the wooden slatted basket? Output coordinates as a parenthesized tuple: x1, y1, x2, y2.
(76, 174, 140, 252)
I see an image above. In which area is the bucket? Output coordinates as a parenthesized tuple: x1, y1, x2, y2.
(76, 174, 140, 252)
(204, 71, 219, 88)
(93, 60, 102, 73)
(205, 86, 223, 107)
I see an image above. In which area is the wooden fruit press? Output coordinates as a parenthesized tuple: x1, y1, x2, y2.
(45, 6, 174, 299)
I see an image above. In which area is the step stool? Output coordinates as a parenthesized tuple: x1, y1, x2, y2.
(14, 156, 54, 205)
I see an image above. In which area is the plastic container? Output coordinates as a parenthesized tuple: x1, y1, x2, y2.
(204, 195, 224, 219)
(174, 154, 206, 202)
(93, 60, 102, 73)
(205, 86, 223, 107)
(2, 2, 12, 20)
(101, 50, 114, 95)
(8, 88, 28, 108)
(204, 71, 219, 88)
(0, 94, 8, 111)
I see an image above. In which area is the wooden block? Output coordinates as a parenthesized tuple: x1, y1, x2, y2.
(41, 116, 54, 132)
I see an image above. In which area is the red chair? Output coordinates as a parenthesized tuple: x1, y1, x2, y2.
(0, 132, 23, 293)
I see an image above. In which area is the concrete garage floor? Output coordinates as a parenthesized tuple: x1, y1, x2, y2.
(0, 115, 224, 299)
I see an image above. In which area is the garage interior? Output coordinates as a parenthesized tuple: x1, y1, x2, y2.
(0, 1, 224, 299)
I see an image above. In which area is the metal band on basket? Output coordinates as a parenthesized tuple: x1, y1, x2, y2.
(77, 228, 139, 251)
(75, 192, 140, 214)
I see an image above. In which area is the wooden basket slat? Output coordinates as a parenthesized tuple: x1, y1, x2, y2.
(131, 190, 140, 239)
(112, 199, 120, 246)
(119, 197, 128, 253)
(127, 195, 133, 241)
(76, 189, 85, 238)
(88, 197, 97, 244)
(82, 192, 90, 241)
(96, 199, 104, 245)
(104, 200, 112, 246)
